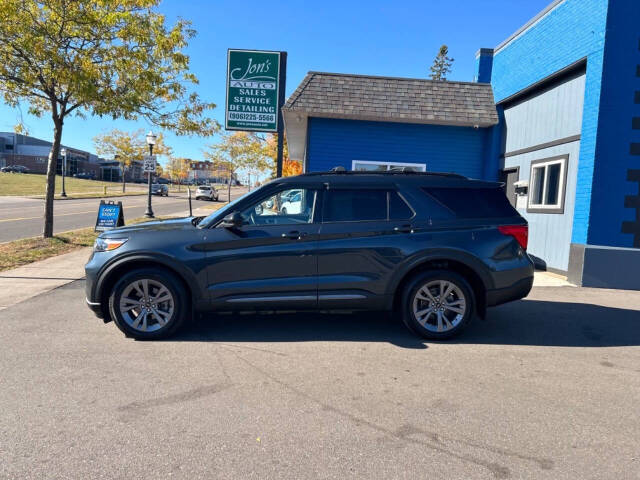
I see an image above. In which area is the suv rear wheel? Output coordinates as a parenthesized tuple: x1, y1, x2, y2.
(108, 268, 187, 340)
(401, 270, 475, 340)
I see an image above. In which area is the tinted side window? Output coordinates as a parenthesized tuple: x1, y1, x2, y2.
(389, 191, 413, 220)
(423, 187, 518, 218)
(324, 189, 387, 222)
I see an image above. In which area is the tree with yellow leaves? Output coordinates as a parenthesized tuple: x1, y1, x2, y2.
(203, 132, 269, 203)
(0, 0, 217, 237)
(167, 157, 190, 191)
(94, 129, 172, 192)
(264, 133, 302, 178)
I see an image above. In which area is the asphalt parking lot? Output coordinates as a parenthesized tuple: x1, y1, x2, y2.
(1, 282, 639, 479)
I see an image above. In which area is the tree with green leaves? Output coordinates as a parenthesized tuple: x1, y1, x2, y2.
(0, 0, 217, 237)
(93, 129, 172, 192)
(429, 45, 454, 81)
(203, 132, 269, 203)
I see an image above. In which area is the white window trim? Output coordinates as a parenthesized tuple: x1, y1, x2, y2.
(527, 155, 568, 213)
(351, 160, 427, 172)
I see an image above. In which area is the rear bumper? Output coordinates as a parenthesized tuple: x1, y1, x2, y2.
(486, 275, 534, 307)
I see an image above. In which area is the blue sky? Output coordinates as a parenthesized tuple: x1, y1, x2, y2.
(0, 0, 552, 167)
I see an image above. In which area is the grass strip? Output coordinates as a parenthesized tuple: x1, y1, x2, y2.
(0, 216, 173, 272)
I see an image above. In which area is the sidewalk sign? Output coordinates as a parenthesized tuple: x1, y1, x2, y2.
(95, 200, 125, 232)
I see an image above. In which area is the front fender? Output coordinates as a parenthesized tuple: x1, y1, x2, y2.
(93, 251, 206, 309)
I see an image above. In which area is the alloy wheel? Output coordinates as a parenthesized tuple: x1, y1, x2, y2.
(119, 278, 175, 332)
(412, 280, 467, 333)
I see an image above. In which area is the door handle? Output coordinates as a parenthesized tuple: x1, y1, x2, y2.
(282, 231, 307, 240)
(393, 225, 414, 233)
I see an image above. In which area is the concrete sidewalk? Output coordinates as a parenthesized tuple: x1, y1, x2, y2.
(0, 247, 91, 311)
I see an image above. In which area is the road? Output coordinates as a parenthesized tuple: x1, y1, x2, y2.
(0, 188, 246, 243)
(1, 283, 639, 479)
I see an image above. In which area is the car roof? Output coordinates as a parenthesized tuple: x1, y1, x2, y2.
(269, 170, 502, 188)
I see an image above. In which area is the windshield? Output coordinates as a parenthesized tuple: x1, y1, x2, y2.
(198, 189, 253, 228)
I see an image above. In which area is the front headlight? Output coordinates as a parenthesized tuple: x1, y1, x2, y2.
(94, 237, 128, 252)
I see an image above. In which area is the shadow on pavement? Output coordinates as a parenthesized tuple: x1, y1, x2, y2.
(172, 298, 640, 349)
(459, 299, 640, 347)
(174, 311, 428, 350)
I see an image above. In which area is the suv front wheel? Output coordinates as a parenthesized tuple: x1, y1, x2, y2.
(108, 268, 187, 340)
(401, 270, 475, 340)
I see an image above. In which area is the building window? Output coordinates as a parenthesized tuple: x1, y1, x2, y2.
(351, 160, 426, 172)
(527, 155, 568, 214)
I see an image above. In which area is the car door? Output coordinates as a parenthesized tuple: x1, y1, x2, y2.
(316, 185, 416, 310)
(203, 185, 321, 310)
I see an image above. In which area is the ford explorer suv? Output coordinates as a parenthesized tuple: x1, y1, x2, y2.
(85, 171, 533, 340)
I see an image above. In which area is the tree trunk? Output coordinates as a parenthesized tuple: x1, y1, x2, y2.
(122, 168, 126, 193)
(43, 119, 63, 238)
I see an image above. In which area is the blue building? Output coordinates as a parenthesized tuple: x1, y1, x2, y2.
(283, 0, 640, 290)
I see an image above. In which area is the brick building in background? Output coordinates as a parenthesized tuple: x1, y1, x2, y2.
(0, 132, 147, 182)
(188, 160, 238, 185)
(283, 0, 640, 290)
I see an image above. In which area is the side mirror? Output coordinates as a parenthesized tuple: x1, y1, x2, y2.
(221, 212, 243, 229)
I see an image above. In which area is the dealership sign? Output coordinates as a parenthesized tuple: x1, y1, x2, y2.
(225, 49, 281, 132)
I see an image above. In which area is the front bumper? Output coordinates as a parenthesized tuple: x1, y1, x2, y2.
(85, 297, 104, 318)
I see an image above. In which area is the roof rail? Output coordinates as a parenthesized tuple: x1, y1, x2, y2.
(303, 169, 467, 179)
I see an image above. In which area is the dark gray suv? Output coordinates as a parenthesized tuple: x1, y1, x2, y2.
(85, 171, 533, 340)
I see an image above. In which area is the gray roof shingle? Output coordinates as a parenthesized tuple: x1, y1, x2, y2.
(283, 72, 498, 127)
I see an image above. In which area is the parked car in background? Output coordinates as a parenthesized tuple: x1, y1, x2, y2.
(151, 183, 169, 196)
(280, 190, 302, 214)
(1, 165, 29, 173)
(73, 172, 96, 180)
(85, 170, 533, 341)
(281, 189, 301, 203)
(195, 185, 218, 201)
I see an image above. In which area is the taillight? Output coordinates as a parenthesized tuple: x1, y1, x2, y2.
(498, 225, 528, 250)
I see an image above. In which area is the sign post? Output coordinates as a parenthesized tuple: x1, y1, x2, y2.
(225, 49, 287, 177)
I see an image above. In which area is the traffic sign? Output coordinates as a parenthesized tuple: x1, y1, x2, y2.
(143, 155, 156, 173)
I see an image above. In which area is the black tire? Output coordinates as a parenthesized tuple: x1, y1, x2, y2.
(281, 207, 287, 214)
(401, 270, 475, 340)
(108, 267, 188, 340)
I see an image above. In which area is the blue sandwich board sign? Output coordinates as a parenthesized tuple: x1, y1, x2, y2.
(95, 200, 125, 232)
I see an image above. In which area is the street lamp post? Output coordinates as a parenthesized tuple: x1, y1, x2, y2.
(60, 148, 67, 198)
(144, 131, 157, 218)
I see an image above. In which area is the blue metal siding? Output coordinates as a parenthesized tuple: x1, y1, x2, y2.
(306, 117, 487, 178)
(588, 0, 640, 248)
(490, 0, 609, 245)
